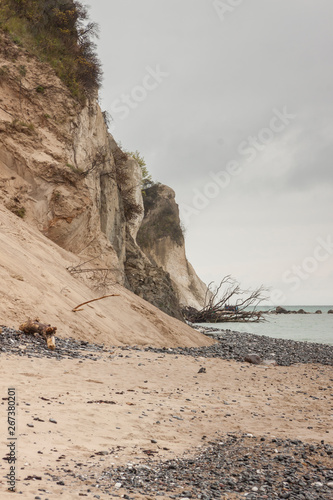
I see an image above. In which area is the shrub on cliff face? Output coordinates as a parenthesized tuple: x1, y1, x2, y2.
(0, 0, 102, 99)
(126, 150, 153, 189)
(117, 145, 153, 190)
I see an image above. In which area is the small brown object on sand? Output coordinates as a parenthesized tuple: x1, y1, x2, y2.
(19, 318, 56, 350)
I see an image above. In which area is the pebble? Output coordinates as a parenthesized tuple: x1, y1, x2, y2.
(144, 325, 333, 366)
(1, 324, 332, 367)
(0, 326, 106, 361)
(71, 435, 333, 500)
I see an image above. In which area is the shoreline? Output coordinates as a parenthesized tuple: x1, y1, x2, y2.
(1, 324, 333, 366)
(147, 323, 333, 367)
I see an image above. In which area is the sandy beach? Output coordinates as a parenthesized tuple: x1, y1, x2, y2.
(0, 4, 332, 499)
(1, 342, 332, 499)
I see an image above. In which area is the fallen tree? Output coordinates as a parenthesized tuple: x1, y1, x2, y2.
(182, 275, 268, 323)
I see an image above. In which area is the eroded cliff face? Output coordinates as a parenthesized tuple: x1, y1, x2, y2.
(0, 32, 142, 283)
(0, 31, 206, 319)
(137, 184, 209, 309)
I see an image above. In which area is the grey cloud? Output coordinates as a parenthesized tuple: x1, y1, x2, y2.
(89, 0, 333, 304)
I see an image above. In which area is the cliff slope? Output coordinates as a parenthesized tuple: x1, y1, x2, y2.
(0, 27, 208, 340)
(137, 184, 209, 309)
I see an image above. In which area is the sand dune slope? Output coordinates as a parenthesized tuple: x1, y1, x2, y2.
(0, 205, 213, 348)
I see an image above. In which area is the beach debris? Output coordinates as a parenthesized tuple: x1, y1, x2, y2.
(72, 294, 120, 312)
(182, 275, 267, 323)
(19, 318, 56, 350)
(198, 367, 206, 373)
(244, 354, 261, 365)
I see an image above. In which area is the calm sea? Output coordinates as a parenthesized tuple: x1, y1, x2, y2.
(200, 306, 333, 345)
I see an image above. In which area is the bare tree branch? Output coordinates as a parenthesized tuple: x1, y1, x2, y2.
(183, 276, 269, 323)
(72, 294, 120, 312)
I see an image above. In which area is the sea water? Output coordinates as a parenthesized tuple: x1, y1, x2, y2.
(200, 305, 333, 345)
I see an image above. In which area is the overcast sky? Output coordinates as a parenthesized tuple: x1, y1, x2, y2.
(89, 0, 333, 306)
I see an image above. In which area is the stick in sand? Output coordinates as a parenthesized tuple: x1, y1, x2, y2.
(72, 294, 120, 312)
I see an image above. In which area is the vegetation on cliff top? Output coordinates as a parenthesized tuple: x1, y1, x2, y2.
(126, 150, 153, 189)
(0, 0, 102, 100)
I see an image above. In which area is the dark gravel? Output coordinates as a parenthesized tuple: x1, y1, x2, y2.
(71, 434, 333, 499)
(144, 326, 333, 366)
(0, 325, 105, 360)
(1, 323, 332, 366)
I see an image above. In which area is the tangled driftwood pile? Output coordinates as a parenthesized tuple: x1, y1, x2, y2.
(183, 275, 267, 324)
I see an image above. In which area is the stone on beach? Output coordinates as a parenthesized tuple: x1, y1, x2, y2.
(244, 353, 262, 364)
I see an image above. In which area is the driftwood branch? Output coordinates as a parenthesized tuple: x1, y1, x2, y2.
(183, 276, 268, 324)
(72, 294, 120, 312)
(19, 318, 57, 350)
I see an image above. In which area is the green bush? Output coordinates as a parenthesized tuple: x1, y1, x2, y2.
(0, 0, 102, 100)
(119, 145, 153, 189)
(8, 204, 26, 218)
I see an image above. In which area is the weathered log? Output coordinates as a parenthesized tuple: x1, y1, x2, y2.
(19, 318, 56, 350)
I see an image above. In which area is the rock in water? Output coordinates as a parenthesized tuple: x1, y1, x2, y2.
(275, 306, 288, 314)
